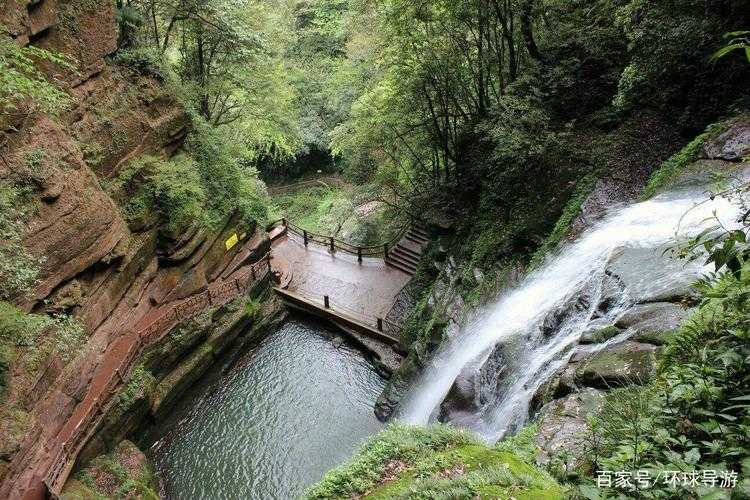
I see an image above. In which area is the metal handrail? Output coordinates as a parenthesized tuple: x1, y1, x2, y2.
(267, 218, 412, 259)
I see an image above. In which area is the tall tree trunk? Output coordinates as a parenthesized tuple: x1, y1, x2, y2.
(521, 0, 544, 63)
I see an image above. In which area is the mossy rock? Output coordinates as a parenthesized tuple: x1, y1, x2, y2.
(306, 424, 562, 500)
(579, 325, 621, 345)
(62, 440, 159, 500)
(366, 445, 563, 499)
(632, 328, 678, 346)
(575, 341, 658, 388)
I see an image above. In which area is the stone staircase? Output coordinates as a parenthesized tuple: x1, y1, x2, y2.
(385, 223, 429, 276)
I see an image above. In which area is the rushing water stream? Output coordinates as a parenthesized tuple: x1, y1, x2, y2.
(148, 316, 384, 499)
(397, 179, 746, 442)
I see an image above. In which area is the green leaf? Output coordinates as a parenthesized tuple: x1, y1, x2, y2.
(684, 448, 701, 464)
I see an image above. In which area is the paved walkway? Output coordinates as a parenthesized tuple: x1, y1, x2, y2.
(271, 232, 411, 322)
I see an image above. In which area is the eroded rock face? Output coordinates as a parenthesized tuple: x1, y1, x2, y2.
(535, 388, 605, 468)
(703, 121, 750, 161)
(0, 0, 264, 489)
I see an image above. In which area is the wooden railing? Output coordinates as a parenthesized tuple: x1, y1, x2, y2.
(267, 218, 411, 262)
(40, 256, 273, 497)
(281, 289, 402, 344)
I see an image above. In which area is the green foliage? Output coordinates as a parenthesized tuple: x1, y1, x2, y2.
(244, 298, 262, 320)
(495, 424, 541, 465)
(111, 119, 269, 236)
(0, 301, 86, 373)
(306, 424, 562, 499)
(0, 26, 72, 121)
(71, 440, 159, 500)
(612, 1, 748, 129)
(113, 364, 155, 412)
(111, 46, 167, 79)
(572, 231, 750, 497)
(712, 31, 750, 64)
(0, 182, 40, 301)
(304, 424, 477, 498)
(116, 0, 301, 166)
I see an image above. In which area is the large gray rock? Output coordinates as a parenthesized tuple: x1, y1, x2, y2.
(616, 302, 692, 345)
(703, 121, 750, 161)
(575, 341, 659, 388)
(605, 246, 701, 303)
(535, 388, 605, 468)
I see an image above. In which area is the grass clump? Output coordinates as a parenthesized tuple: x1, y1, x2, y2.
(305, 424, 562, 500)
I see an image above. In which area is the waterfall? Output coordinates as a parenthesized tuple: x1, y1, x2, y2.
(396, 181, 745, 442)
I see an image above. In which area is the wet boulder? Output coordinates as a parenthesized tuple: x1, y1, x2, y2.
(579, 323, 622, 345)
(535, 388, 605, 469)
(605, 247, 701, 303)
(439, 344, 507, 426)
(616, 302, 691, 345)
(703, 120, 750, 161)
(574, 341, 659, 388)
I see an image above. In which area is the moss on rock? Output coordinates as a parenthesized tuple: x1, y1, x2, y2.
(305, 424, 563, 500)
(62, 440, 158, 500)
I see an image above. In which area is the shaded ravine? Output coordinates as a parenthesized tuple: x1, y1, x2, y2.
(396, 181, 745, 442)
(146, 315, 384, 499)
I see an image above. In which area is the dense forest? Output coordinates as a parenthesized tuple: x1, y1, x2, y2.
(2, 0, 750, 498)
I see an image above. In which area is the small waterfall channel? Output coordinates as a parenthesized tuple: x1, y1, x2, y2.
(397, 179, 746, 442)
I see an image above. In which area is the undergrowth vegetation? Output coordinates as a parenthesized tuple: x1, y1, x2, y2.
(108, 114, 269, 238)
(305, 424, 562, 500)
(0, 182, 40, 301)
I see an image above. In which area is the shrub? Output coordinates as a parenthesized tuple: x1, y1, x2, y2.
(112, 47, 167, 80)
(0, 182, 40, 300)
(0, 301, 85, 356)
(0, 25, 72, 120)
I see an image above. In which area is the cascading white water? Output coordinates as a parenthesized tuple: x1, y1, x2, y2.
(396, 181, 745, 442)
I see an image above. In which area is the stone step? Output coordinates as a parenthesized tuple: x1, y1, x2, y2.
(410, 226, 429, 238)
(386, 258, 416, 276)
(394, 242, 422, 259)
(405, 232, 428, 245)
(390, 248, 420, 266)
(397, 235, 424, 253)
(387, 253, 418, 273)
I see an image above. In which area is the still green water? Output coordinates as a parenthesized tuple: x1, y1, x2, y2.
(148, 316, 385, 499)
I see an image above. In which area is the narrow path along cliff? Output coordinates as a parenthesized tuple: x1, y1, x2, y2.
(2, 234, 272, 500)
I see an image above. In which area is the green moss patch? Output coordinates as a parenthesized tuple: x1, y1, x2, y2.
(63, 440, 159, 500)
(305, 424, 562, 500)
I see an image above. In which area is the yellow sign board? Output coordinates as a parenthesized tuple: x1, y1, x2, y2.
(225, 233, 239, 251)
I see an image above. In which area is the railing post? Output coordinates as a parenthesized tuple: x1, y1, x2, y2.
(377, 318, 383, 332)
(330, 237, 335, 252)
(282, 217, 287, 226)
(251, 266, 256, 281)
(357, 247, 362, 263)
(324, 295, 330, 309)
(303, 230, 308, 246)
(383, 244, 389, 259)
